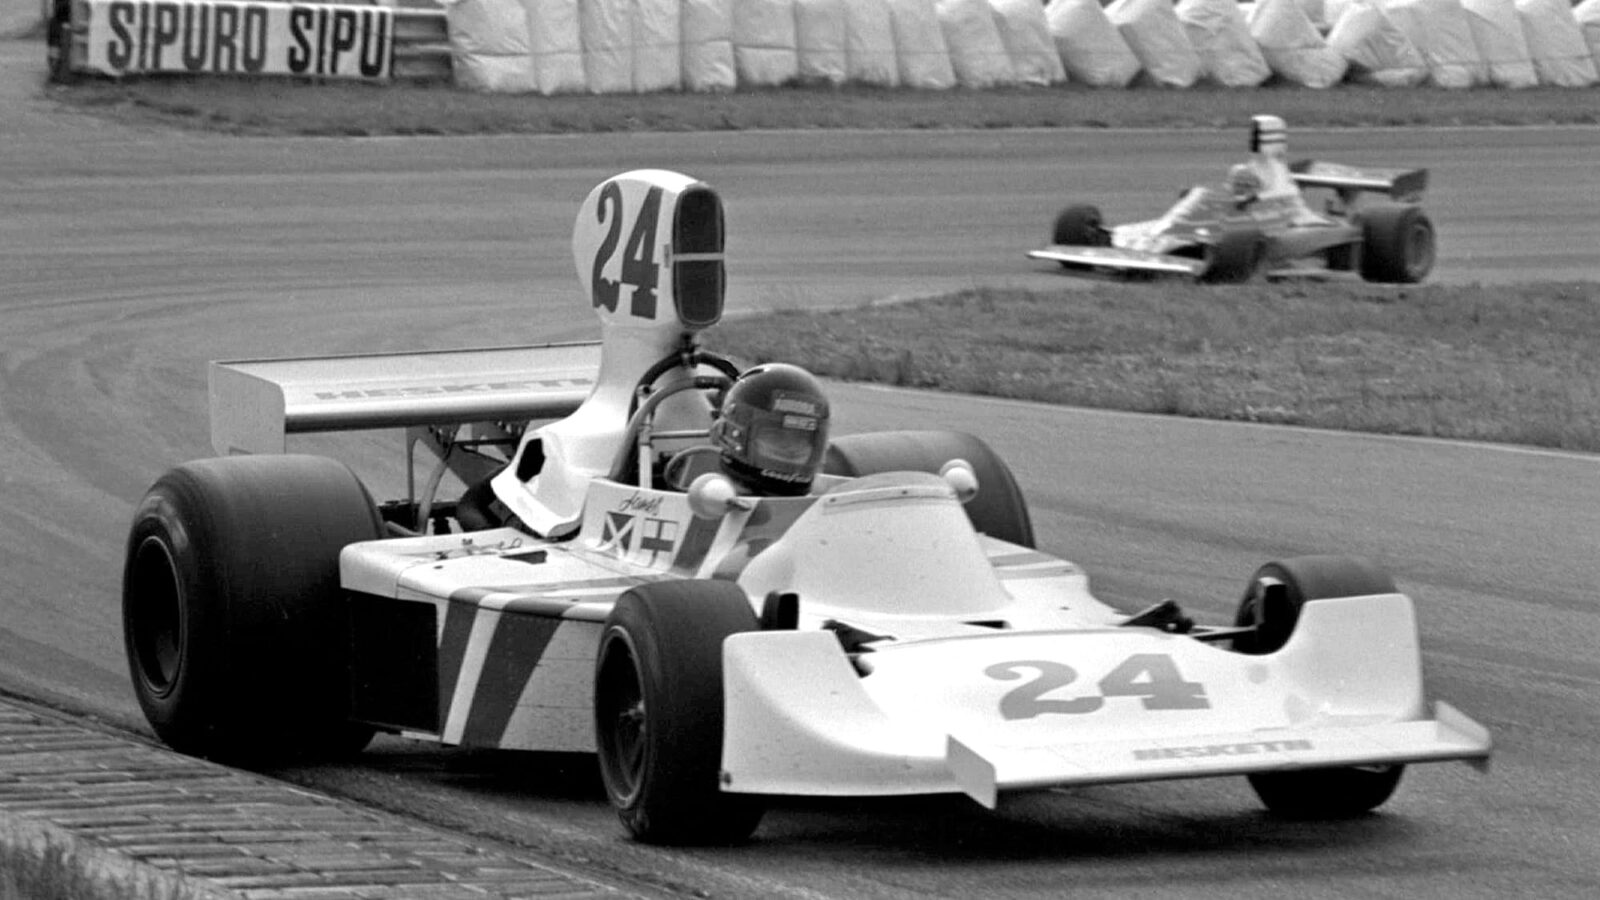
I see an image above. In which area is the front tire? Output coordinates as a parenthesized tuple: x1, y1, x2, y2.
(1359, 205, 1435, 284)
(122, 455, 383, 763)
(1051, 204, 1109, 247)
(1231, 555, 1406, 816)
(824, 430, 1035, 548)
(1231, 555, 1396, 654)
(594, 580, 765, 845)
(1248, 765, 1406, 819)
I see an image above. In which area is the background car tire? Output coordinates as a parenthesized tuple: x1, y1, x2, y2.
(824, 430, 1035, 548)
(1230, 555, 1406, 817)
(1051, 204, 1109, 247)
(1199, 228, 1265, 284)
(122, 454, 383, 763)
(45, 0, 77, 85)
(1358, 205, 1435, 284)
(594, 580, 765, 845)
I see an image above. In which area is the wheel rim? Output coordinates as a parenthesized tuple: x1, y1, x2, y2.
(1405, 221, 1435, 278)
(127, 536, 184, 697)
(596, 630, 648, 806)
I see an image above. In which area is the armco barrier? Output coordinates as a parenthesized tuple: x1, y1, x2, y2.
(46, 0, 452, 83)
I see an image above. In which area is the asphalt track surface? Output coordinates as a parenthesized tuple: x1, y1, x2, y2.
(3, 36, 1600, 900)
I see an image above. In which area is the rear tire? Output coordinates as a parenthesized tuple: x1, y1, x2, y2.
(45, 0, 76, 84)
(122, 455, 383, 763)
(1359, 205, 1435, 283)
(824, 430, 1035, 548)
(594, 581, 765, 845)
(1231, 555, 1405, 816)
(1051, 204, 1109, 247)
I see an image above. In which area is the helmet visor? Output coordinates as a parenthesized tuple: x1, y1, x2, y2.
(745, 411, 826, 478)
(753, 416, 821, 466)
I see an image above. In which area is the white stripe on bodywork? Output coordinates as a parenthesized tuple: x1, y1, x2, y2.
(442, 607, 501, 744)
(495, 620, 604, 753)
(695, 507, 754, 579)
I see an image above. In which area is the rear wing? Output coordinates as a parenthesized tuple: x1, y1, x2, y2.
(210, 342, 601, 456)
(1289, 160, 1428, 203)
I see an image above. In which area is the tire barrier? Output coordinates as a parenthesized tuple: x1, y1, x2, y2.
(44, 0, 1600, 90)
(440, 0, 1599, 93)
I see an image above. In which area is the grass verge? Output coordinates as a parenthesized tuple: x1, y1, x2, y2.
(46, 74, 1600, 136)
(705, 280, 1600, 453)
(0, 838, 190, 900)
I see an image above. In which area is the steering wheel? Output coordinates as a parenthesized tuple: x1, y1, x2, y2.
(608, 373, 733, 486)
(661, 445, 726, 491)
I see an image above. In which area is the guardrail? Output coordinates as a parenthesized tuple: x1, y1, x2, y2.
(45, 0, 452, 84)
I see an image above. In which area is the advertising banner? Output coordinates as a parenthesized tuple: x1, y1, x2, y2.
(84, 0, 394, 79)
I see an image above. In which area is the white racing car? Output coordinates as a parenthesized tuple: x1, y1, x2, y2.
(123, 170, 1489, 845)
(1029, 115, 1437, 283)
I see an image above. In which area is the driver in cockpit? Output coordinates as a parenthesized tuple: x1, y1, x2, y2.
(1226, 163, 1264, 210)
(702, 363, 831, 496)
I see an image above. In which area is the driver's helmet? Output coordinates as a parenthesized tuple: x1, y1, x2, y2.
(1227, 163, 1263, 200)
(712, 363, 830, 496)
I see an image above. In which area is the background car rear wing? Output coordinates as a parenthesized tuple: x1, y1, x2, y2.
(210, 342, 601, 456)
(1289, 161, 1428, 203)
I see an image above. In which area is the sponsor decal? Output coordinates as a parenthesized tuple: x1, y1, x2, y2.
(637, 517, 677, 565)
(771, 396, 819, 416)
(617, 493, 662, 516)
(1133, 739, 1314, 761)
(986, 653, 1210, 720)
(89, 0, 393, 79)
(600, 508, 677, 564)
(590, 182, 663, 321)
(601, 511, 636, 552)
(311, 377, 591, 401)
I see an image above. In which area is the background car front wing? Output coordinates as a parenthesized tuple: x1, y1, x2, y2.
(1027, 245, 1208, 276)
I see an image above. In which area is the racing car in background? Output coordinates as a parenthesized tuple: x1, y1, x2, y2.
(1029, 115, 1437, 284)
(123, 169, 1488, 846)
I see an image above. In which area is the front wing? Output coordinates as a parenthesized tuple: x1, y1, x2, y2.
(948, 702, 1487, 809)
(720, 593, 1490, 806)
(1027, 245, 1207, 276)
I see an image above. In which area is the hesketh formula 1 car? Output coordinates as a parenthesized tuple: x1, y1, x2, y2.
(1029, 115, 1437, 284)
(123, 169, 1488, 846)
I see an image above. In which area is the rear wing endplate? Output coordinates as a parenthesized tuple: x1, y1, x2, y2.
(210, 342, 601, 455)
(1289, 161, 1428, 202)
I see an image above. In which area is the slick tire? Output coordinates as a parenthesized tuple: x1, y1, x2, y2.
(1051, 204, 1109, 247)
(1248, 764, 1406, 819)
(594, 581, 765, 845)
(1230, 554, 1397, 654)
(1359, 205, 1435, 284)
(824, 430, 1036, 548)
(123, 454, 383, 763)
(1231, 555, 1406, 816)
(46, 0, 77, 85)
